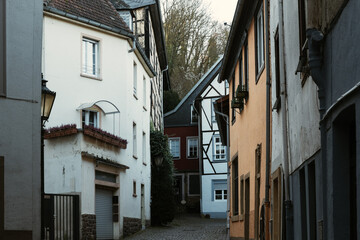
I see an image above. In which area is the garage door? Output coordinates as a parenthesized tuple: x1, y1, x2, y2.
(96, 188, 113, 239)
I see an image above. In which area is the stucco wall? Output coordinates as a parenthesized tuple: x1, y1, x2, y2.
(0, 0, 42, 238)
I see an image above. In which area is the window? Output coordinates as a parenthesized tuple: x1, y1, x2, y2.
(213, 180, 227, 201)
(82, 110, 99, 128)
(143, 76, 146, 108)
(169, 137, 180, 159)
(142, 132, 146, 164)
(211, 98, 218, 122)
(232, 158, 239, 215)
(273, 30, 281, 111)
(0, 1, 5, 96)
(133, 181, 137, 197)
(231, 74, 236, 123)
(133, 123, 137, 158)
(255, 5, 264, 76)
(188, 174, 200, 196)
(213, 135, 226, 161)
(133, 62, 137, 97)
(244, 39, 249, 93)
(191, 105, 198, 123)
(82, 38, 99, 77)
(239, 51, 243, 86)
(187, 137, 198, 159)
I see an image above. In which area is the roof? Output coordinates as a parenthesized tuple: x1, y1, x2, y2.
(44, 0, 131, 33)
(219, 0, 260, 82)
(110, 0, 156, 10)
(164, 57, 223, 127)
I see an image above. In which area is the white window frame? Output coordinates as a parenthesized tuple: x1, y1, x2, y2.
(190, 105, 198, 124)
(213, 135, 226, 161)
(133, 62, 138, 98)
(256, 5, 264, 75)
(186, 137, 198, 159)
(214, 189, 227, 201)
(213, 179, 227, 201)
(133, 122, 137, 159)
(174, 174, 185, 201)
(82, 37, 100, 78)
(82, 110, 99, 128)
(169, 137, 180, 159)
(187, 173, 200, 196)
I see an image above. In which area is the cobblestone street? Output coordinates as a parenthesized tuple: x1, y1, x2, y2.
(124, 214, 229, 240)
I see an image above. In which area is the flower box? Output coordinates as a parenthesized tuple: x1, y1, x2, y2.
(83, 125, 127, 149)
(44, 124, 78, 139)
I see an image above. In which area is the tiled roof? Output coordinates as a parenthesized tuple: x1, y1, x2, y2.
(110, 0, 156, 10)
(45, 0, 131, 32)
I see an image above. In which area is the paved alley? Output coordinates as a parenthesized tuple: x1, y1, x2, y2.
(124, 214, 229, 240)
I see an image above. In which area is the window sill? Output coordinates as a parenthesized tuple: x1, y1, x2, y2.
(187, 156, 198, 159)
(255, 63, 265, 84)
(133, 94, 138, 100)
(80, 73, 102, 81)
(133, 155, 138, 160)
(172, 157, 180, 160)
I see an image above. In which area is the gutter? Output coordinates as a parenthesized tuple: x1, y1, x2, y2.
(307, 27, 325, 239)
(264, 0, 271, 239)
(278, 0, 293, 238)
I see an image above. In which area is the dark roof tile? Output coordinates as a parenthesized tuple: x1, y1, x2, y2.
(45, 0, 131, 32)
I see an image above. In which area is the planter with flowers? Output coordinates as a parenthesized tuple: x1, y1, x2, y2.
(83, 125, 127, 149)
(44, 124, 78, 139)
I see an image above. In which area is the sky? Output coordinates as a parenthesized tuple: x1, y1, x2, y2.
(202, 0, 238, 24)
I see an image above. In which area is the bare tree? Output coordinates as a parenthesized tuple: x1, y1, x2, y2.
(162, 0, 229, 98)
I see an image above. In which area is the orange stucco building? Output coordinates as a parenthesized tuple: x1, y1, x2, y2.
(217, 0, 271, 239)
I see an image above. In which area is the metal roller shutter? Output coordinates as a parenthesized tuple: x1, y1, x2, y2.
(96, 188, 113, 239)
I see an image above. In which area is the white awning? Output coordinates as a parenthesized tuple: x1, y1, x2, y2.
(77, 100, 120, 115)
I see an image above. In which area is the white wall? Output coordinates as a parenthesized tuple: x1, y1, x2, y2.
(43, 13, 151, 237)
(270, 0, 321, 173)
(201, 175, 227, 218)
(0, 0, 42, 238)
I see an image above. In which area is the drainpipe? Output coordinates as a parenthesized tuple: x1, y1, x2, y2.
(264, 0, 271, 239)
(278, 0, 293, 238)
(214, 110, 230, 229)
(128, 37, 137, 53)
(307, 28, 325, 239)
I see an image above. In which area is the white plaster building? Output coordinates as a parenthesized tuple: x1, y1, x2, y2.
(42, 0, 168, 238)
(0, 0, 42, 238)
(194, 58, 229, 218)
(269, 0, 321, 238)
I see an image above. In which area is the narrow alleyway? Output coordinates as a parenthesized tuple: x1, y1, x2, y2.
(124, 214, 229, 240)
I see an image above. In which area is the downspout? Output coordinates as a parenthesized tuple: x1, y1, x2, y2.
(128, 37, 136, 53)
(306, 28, 325, 239)
(278, 0, 293, 238)
(264, 0, 271, 239)
(214, 110, 230, 229)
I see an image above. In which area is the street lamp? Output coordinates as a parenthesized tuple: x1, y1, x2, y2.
(41, 74, 56, 239)
(154, 156, 163, 166)
(41, 75, 56, 124)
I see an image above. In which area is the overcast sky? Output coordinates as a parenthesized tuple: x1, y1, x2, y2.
(202, 0, 238, 24)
